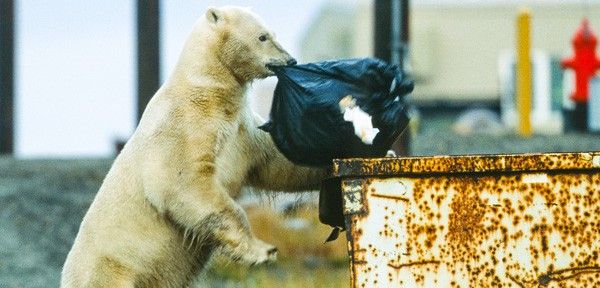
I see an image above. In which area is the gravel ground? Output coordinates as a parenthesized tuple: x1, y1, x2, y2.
(413, 111, 600, 156)
(0, 159, 111, 288)
(1, 112, 599, 287)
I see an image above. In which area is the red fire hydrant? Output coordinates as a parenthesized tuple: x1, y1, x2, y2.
(561, 19, 600, 130)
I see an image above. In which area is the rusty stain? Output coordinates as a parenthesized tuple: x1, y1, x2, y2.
(446, 178, 486, 262)
(339, 152, 600, 287)
(333, 152, 600, 177)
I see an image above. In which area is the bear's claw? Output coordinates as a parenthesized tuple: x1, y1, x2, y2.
(235, 238, 278, 266)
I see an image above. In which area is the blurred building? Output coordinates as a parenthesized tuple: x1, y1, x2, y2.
(297, 1, 600, 103)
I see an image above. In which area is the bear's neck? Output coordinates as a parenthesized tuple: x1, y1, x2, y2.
(171, 52, 246, 89)
(173, 28, 250, 88)
(163, 40, 250, 111)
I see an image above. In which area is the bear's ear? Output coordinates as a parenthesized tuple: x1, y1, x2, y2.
(206, 7, 222, 25)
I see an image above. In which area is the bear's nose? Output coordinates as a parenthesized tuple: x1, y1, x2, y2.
(286, 58, 297, 66)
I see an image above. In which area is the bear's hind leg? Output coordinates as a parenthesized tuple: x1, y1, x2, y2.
(83, 257, 135, 288)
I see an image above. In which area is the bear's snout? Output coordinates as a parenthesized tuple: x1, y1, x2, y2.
(266, 56, 295, 68)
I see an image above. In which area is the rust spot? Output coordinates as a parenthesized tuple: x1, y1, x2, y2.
(447, 180, 486, 261)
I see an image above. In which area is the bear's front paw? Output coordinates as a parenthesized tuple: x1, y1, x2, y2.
(239, 238, 278, 265)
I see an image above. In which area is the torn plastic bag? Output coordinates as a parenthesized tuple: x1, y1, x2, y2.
(260, 58, 414, 167)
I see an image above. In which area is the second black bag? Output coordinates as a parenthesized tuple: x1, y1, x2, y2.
(260, 58, 414, 167)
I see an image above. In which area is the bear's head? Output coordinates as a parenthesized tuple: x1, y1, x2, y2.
(204, 6, 296, 82)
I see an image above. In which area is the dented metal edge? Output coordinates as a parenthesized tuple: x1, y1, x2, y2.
(333, 152, 600, 177)
(340, 179, 370, 288)
(344, 214, 360, 288)
(341, 178, 369, 216)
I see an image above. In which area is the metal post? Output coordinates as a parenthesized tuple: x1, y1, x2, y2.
(377, 0, 409, 67)
(516, 9, 532, 137)
(375, 0, 411, 156)
(0, 0, 14, 154)
(136, 0, 160, 123)
(374, 0, 392, 62)
(390, 0, 402, 67)
(401, 0, 409, 45)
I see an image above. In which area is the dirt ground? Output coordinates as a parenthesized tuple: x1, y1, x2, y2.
(1, 111, 600, 287)
(0, 159, 110, 287)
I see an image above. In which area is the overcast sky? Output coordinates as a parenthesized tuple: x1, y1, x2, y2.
(13, 0, 600, 157)
(15, 0, 325, 157)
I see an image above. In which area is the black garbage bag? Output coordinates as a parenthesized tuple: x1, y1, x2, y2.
(260, 58, 414, 167)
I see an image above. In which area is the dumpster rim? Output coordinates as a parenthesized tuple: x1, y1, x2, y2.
(332, 152, 600, 177)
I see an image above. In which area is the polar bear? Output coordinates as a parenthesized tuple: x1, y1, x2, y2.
(61, 6, 326, 288)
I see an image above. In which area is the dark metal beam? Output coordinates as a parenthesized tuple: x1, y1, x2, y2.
(136, 0, 160, 123)
(402, 0, 409, 44)
(375, 0, 410, 66)
(375, 0, 411, 156)
(374, 0, 392, 62)
(0, 0, 15, 155)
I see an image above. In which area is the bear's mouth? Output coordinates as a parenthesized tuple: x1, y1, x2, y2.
(266, 59, 296, 76)
(265, 64, 281, 75)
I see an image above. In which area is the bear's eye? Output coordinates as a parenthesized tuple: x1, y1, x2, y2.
(259, 35, 268, 42)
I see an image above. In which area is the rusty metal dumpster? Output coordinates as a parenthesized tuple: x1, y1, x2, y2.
(332, 152, 600, 287)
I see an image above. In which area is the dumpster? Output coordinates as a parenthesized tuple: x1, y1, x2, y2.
(330, 152, 600, 287)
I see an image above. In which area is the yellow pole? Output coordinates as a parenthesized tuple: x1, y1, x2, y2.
(516, 9, 532, 137)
